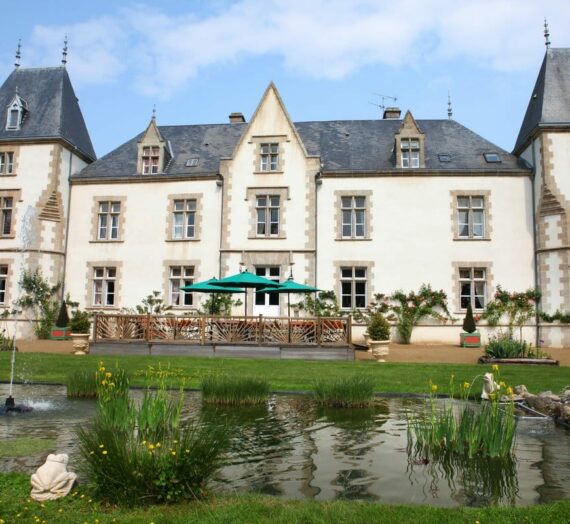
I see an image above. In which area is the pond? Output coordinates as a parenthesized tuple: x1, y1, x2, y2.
(1, 384, 569, 507)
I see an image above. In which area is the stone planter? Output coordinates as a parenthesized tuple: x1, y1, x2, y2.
(368, 339, 390, 361)
(70, 333, 90, 355)
(460, 331, 481, 348)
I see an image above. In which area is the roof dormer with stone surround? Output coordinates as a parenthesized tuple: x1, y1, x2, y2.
(5, 93, 28, 131)
(137, 117, 171, 175)
(394, 111, 425, 169)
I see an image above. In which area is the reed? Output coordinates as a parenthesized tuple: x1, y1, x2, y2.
(313, 375, 375, 408)
(201, 374, 270, 406)
(65, 369, 97, 398)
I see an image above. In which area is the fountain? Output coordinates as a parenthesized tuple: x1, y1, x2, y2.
(2, 206, 39, 414)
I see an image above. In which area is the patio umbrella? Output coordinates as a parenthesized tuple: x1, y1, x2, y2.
(210, 270, 281, 315)
(181, 278, 244, 315)
(257, 277, 320, 317)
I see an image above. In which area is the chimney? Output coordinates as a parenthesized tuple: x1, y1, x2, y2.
(383, 107, 401, 119)
(229, 112, 246, 124)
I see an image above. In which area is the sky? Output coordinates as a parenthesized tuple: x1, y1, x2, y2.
(1, 0, 569, 158)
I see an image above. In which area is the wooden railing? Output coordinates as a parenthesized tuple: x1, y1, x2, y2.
(94, 314, 352, 347)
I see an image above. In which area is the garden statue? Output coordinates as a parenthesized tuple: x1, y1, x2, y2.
(481, 372, 500, 400)
(30, 453, 77, 501)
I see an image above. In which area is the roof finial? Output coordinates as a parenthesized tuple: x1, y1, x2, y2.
(62, 35, 68, 66)
(447, 91, 453, 120)
(15, 39, 21, 69)
(544, 18, 551, 49)
(152, 104, 156, 121)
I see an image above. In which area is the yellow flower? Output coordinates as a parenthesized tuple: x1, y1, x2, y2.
(185, 449, 190, 454)
(99, 444, 105, 448)
(171, 451, 176, 456)
(102, 450, 108, 455)
(507, 386, 514, 395)
(148, 444, 155, 450)
(492, 364, 499, 372)
(499, 381, 506, 388)
(463, 382, 470, 389)
(156, 442, 161, 448)
(431, 384, 438, 393)
(105, 372, 112, 378)
(101, 380, 107, 386)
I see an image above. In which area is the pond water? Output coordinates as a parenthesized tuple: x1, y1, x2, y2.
(1, 384, 569, 507)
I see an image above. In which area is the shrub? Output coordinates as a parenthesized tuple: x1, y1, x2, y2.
(66, 369, 97, 398)
(55, 301, 70, 327)
(201, 375, 269, 405)
(462, 303, 477, 333)
(313, 375, 375, 408)
(69, 310, 91, 334)
(293, 290, 341, 317)
(367, 312, 390, 341)
(485, 331, 532, 358)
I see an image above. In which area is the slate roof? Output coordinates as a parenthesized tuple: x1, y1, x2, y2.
(514, 48, 570, 153)
(0, 67, 96, 161)
(77, 116, 523, 180)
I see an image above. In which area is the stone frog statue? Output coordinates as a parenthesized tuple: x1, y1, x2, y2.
(30, 453, 77, 501)
(481, 372, 500, 400)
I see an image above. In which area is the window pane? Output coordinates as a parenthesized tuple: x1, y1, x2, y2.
(401, 151, 409, 167)
(255, 291, 265, 305)
(94, 268, 104, 278)
(173, 213, 183, 238)
(107, 268, 116, 278)
(459, 269, 471, 279)
(457, 197, 469, 208)
(354, 197, 365, 208)
(410, 139, 419, 149)
(473, 269, 485, 279)
(474, 281, 486, 297)
(471, 197, 484, 208)
(355, 224, 364, 237)
(354, 295, 366, 308)
(111, 202, 121, 213)
(341, 197, 352, 208)
(99, 202, 109, 213)
(460, 282, 471, 296)
(257, 196, 266, 207)
(354, 268, 366, 278)
(171, 267, 181, 277)
(341, 268, 352, 278)
(269, 293, 279, 306)
(270, 144, 278, 153)
(460, 296, 471, 309)
(401, 139, 409, 149)
(354, 282, 366, 295)
(474, 295, 485, 309)
(187, 200, 196, 211)
(270, 196, 279, 207)
(174, 201, 184, 211)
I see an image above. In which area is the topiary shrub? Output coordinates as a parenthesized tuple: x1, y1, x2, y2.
(462, 303, 477, 333)
(55, 301, 70, 327)
(367, 312, 391, 341)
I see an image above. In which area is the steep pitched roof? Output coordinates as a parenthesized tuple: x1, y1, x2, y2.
(514, 48, 570, 153)
(76, 117, 524, 179)
(0, 67, 96, 161)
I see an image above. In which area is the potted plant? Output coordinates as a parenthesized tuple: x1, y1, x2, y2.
(460, 303, 481, 347)
(69, 310, 92, 355)
(51, 301, 70, 340)
(367, 312, 391, 361)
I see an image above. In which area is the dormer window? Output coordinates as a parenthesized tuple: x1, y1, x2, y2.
(401, 138, 420, 168)
(142, 146, 160, 174)
(484, 153, 501, 163)
(6, 95, 27, 131)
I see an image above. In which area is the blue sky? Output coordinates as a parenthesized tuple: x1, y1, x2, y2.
(1, 0, 569, 158)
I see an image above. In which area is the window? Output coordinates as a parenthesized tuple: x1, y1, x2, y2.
(260, 143, 279, 171)
(169, 266, 194, 307)
(457, 196, 485, 238)
(340, 267, 367, 309)
(97, 201, 121, 240)
(256, 195, 280, 236)
(438, 154, 451, 162)
(173, 199, 196, 239)
(0, 152, 14, 175)
(0, 265, 7, 304)
(93, 267, 116, 306)
(255, 267, 280, 307)
(185, 158, 199, 167)
(341, 196, 366, 238)
(6, 97, 27, 131)
(459, 268, 486, 310)
(142, 146, 160, 174)
(401, 138, 420, 168)
(484, 153, 501, 163)
(1, 197, 13, 237)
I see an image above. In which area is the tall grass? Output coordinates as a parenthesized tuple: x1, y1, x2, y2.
(313, 375, 375, 407)
(66, 370, 97, 398)
(201, 375, 269, 406)
(77, 363, 228, 506)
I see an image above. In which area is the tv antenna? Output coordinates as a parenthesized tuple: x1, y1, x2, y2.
(369, 93, 398, 115)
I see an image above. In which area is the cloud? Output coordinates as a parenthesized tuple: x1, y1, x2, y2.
(26, 0, 570, 97)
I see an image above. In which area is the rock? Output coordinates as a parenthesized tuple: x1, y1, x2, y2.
(538, 391, 561, 402)
(524, 396, 558, 416)
(30, 454, 76, 501)
(514, 385, 533, 397)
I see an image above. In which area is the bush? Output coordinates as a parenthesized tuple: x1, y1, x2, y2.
(66, 370, 97, 398)
(55, 301, 70, 327)
(201, 375, 269, 406)
(462, 303, 477, 333)
(69, 310, 91, 334)
(485, 331, 532, 358)
(314, 375, 375, 408)
(367, 312, 390, 341)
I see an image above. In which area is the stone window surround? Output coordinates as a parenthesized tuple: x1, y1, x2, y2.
(136, 136, 168, 175)
(0, 145, 19, 176)
(90, 196, 127, 243)
(85, 261, 123, 310)
(0, 258, 14, 307)
(165, 193, 203, 242)
(163, 259, 201, 310)
(0, 189, 21, 239)
(451, 261, 494, 313)
(246, 186, 289, 239)
(450, 190, 492, 241)
(334, 190, 373, 240)
(333, 260, 375, 311)
(395, 134, 425, 169)
(250, 135, 288, 174)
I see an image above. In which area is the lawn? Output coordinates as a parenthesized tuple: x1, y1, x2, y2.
(1, 473, 569, 524)
(1, 352, 569, 395)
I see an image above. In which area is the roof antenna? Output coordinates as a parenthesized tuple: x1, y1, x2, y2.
(447, 91, 453, 120)
(15, 39, 21, 69)
(369, 93, 398, 116)
(62, 35, 68, 66)
(544, 18, 551, 49)
(152, 104, 156, 121)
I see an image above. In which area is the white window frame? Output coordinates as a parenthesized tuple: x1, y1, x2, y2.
(340, 266, 367, 309)
(142, 146, 160, 174)
(6, 102, 21, 131)
(1, 196, 13, 237)
(172, 199, 197, 239)
(97, 201, 121, 240)
(0, 265, 7, 304)
(401, 138, 420, 168)
(93, 267, 116, 307)
(457, 196, 485, 239)
(459, 267, 486, 311)
(260, 143, 279, 171)
(341, 196, 366, 238)
(256, 194, 280, 237)
(169, 266, 194, 307)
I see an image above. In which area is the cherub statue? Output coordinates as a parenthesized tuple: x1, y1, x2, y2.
(30, 453, 77, 501)
(481, 372, 500, 400)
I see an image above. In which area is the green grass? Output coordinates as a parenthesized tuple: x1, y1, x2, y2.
(2, 352, 569, 395)
(0, 437, 56, 458)
(1, 472, 570, 523)
(65, 369, 98, 398)
(314, 374, 375, 407)
(201, 375, 270, 405)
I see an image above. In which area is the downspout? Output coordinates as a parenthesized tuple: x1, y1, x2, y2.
(530, 140, 540, 347)
(61, 147, 74, 299)
(314, 171, 321, 288)
(217, 174, 224, 279)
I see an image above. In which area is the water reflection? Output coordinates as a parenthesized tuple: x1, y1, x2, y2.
(2, 384, 569, 507)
